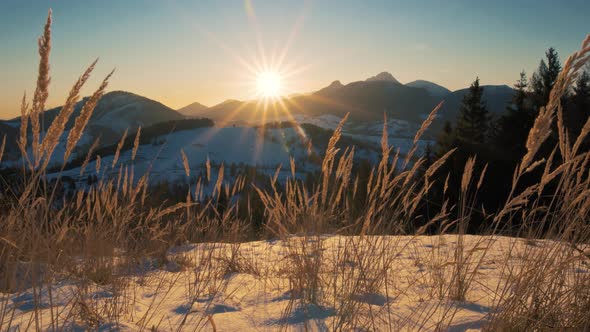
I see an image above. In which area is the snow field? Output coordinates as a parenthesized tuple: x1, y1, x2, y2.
(4, 234, 575, 331)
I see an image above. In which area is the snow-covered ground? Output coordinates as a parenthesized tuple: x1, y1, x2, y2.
(2, 234, 567, 331)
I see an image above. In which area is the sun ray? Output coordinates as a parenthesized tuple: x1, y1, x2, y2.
(276, 3, 310, 70)
(279, 97, 316, 155)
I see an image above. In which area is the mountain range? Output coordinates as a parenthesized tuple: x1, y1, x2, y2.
(181, 72, 514, 129)
(0, 73, 515, 166)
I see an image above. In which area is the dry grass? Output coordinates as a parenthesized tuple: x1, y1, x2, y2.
(1, 10, 590, 331)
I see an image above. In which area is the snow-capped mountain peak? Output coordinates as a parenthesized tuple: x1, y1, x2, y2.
(366, 72, 399, 84)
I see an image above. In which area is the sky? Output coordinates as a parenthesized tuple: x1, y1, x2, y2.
(0, 0, 588, 119)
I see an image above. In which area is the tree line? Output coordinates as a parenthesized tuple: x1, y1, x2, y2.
(430, 48, 590, 232)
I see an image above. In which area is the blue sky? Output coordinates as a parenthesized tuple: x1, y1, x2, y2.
(0, 0, 588, 118)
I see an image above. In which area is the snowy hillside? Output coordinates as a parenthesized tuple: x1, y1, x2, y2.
(54, 126, 335, 184)
(50, 116, 434, 188)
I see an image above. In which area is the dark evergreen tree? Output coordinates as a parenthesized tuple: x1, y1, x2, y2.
(437, 121, 455, 156)
(455, 77, 488, 145)
(513, 71, 531, 115)
(432, 79, 497, 232)
(495, 71, 534, 162)
(566, 70, 590, 145)
(573, 71, 590, 118)
(530, 47, 562, 109)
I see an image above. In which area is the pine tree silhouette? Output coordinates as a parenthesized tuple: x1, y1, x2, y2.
(455, 77, 488, 145)
(531, 47, 562, 109)
(496, 71, 534, 162)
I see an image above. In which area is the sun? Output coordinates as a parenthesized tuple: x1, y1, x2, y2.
(256, 71, 283, 99)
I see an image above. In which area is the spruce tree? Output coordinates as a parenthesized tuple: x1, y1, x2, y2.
(573, 71, 590, 118)
(436, 121, 455, 156)
(455, 77, 488, 145)
(531, 47, 562, 109)
(513, 71, 530, 115)
(496, 71, 533, 161)
(567, 70, 590, 142)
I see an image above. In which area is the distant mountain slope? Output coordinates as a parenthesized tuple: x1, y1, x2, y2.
(315, 80, 344, 95)
(310, 77, 438, 122)
(7, 91, 181, 131)
(0, 122, 19, 160)
(193, 99, 258, 126)
(178, 101, 208, 117)
(85, 91, 184, 134)
(406, 80, 451, 98)
(439, 85, 515, 121)
(8, 91, 182, 139)
(0, 91, 185, 164)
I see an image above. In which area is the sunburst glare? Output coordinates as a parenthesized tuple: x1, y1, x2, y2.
(256, 71, 283, 99)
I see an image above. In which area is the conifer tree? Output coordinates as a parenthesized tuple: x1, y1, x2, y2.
(567, 70, 590, 142)
(495, 71, 533, 160)
(437, 121, 455, 156)
(455, 77, 488, 145)
(531, 47, 562, 109)
(573, 71, 590, 118)
(513, 71, 530, 115)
